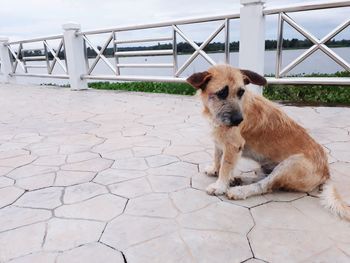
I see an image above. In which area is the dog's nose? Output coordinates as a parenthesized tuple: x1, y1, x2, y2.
(230, 115, 243, 126)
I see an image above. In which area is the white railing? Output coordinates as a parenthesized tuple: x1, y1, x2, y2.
(3, 35, 68, 79)
(0, 0, 349, 93)
(265, 1, 350, 85)
(78, 13, 237, 83)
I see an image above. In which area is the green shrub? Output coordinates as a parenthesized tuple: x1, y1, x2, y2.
(87, 71, 350, 105)
(264, 71, 350, 104)
(88, 81, 195, 95)
(263, 85, 350, 104)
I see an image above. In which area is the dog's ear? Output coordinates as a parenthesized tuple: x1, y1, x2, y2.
(240, 69, 267, 86)
(186, 71, 212, 90)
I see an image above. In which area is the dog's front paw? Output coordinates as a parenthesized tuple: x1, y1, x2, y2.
(226, 186, 247, 200)
(204, 165, 218, 177)
(206, 180, 228, 196)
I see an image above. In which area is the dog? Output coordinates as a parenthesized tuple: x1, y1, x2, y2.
(186, 64, 350, 221)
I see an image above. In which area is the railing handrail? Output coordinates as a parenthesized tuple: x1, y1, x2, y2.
(264, 0, 350, 15)
(7, 34, 63, 45)
(77, 12, 240, 36)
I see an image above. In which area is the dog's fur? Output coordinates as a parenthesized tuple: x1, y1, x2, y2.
(187, 64, 350, 221)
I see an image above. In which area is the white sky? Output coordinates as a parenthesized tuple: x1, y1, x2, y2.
(0, 0, 349, 44)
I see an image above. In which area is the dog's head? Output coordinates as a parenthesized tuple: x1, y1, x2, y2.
(187, 65, 266, 127)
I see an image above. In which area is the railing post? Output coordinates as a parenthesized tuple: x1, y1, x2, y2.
(239, 0, 266, 94)
(62, 23, 88, 90)
(0, 37, 12, 83)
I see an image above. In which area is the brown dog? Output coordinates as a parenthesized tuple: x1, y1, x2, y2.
(187, 64, 350, 221)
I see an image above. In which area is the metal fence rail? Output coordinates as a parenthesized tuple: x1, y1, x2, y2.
(264, 0, 350, 15)
(271, 1, 350, 82)
(4, 35, 69, 79)
(0, 0, 349, 90)
(79, 14, 236, 82)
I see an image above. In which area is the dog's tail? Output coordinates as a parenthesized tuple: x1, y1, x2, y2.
(319, 179, 350, 221)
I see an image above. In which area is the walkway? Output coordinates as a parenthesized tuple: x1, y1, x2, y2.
(0, 84, 349, 263)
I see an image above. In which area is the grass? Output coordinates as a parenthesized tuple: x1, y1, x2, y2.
(42, 71, 349, 105)
(88, 81, 196, 95)
(264, 71, 350, 105)
(88, 71, 350, 105)
(263, 85, 350, 105)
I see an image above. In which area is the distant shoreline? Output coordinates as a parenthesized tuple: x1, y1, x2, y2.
(177, 46, 349, 55)
(18, 39, 350, 59)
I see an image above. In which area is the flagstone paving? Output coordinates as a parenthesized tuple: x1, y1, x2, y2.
(0, 83, 349, 263)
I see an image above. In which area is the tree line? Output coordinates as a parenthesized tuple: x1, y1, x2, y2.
(19, 38, 350, 59)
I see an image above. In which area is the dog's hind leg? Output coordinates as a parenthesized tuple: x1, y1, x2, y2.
(234, 171, 267, 186)
(230, 161, 277, 187)
(230, 169, 267, 186)
(226, 154, 322, 200)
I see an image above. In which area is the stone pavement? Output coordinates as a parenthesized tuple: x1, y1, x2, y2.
(0, 83, 349, 263)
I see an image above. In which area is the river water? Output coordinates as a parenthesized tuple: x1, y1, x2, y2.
(12, 47, 350, 85)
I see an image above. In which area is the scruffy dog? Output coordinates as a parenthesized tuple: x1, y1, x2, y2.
(187, 64, 350, 221)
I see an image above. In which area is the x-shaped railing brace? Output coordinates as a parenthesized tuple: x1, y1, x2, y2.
(7, 43, 26, 73)
(173, 22, 225, 77)
(83, 33, 116, 75)
(44, 39, 67, 74)
(279, 13, 350, 76)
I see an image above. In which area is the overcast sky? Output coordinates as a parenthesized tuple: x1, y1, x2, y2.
(0, 0, 349, 44)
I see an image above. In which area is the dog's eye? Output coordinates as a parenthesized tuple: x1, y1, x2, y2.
(237, 88, 245, 98)
(215, 85, 229, 100)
